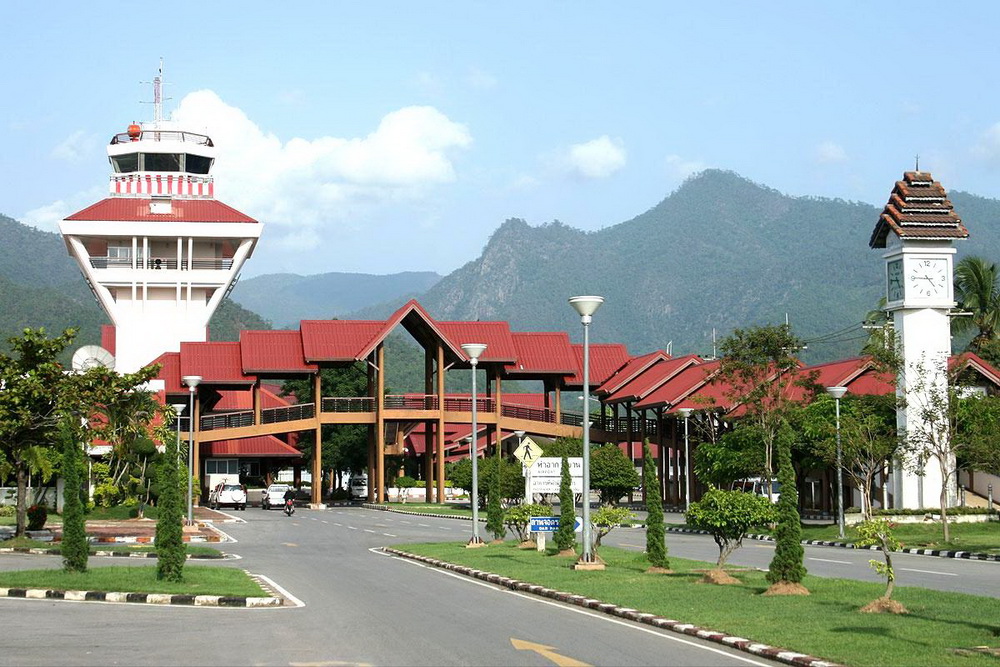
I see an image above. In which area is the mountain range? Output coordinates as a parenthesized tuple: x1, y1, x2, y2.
(5, 169, 1000, 365)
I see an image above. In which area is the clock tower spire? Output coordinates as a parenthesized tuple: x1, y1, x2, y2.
(870, 170, 968, 509)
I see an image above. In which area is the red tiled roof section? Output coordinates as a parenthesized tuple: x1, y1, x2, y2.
(437, 321, 519, 363)
(240, 330, 317, 374)
(507, 332, 577, 374)
(596, 350, 671, 396)
(205, 436, 302, 458)
(149, 352, 182, 393)
(605, 354, 703, 403)
(64, 198, 257, 223)
(179, 341, 254, 385)
(870, 171, 968, 248)
(300, 320, 384, 361)
(565, 343, 631, 389)
(634, 360, 722, 411)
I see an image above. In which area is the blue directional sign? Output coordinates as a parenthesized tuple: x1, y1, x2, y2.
(529, 516, 583, 533)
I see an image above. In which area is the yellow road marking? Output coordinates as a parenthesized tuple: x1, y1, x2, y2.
(283, 542, 298, 547)
(511, 638, 591, 667)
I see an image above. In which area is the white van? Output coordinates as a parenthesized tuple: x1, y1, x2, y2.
(731, 478, 781, 503)
(349, 475, 368, 500)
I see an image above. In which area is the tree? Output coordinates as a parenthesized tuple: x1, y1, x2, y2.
(642, 440, 668, 570)
(504, 503, 551, 543)
(716, 324, 805, 500)
(765, 439, 807, 592)
(0, 328, 77, 537)
(59, 419, 88, 573)
(590, 444, 640, 505)
(553, 455, 576, 552)
(953, 256, 1000, 357)
(592, 505, 634, 549)
(802, 393, 898, 519)
(449, 457, 524, 509)
(155, 413, 186, 582)
(486, 460, 504, 540)
(685, 488, 775, 571)
(854, 518, 906, 614)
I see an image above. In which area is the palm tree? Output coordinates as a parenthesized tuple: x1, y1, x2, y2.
(953, 256, 1000, 354)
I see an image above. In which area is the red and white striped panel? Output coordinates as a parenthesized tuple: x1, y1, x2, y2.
(108, 174, 214, 198)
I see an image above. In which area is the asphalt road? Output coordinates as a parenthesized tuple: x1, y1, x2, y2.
(0, 508, 785, 667)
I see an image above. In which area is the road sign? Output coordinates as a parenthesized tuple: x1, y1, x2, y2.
(529, 476, 583, 495)
(532, 457, 583, 477)
(513, 437, 544, 468)
(529, 516, 583, 533)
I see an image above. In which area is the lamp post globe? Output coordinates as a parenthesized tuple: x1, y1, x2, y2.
(181, 375, 202, 525)
(461, 343, 487, 546)
(825, 386, 848, 539)
(569, 295, 604, 565)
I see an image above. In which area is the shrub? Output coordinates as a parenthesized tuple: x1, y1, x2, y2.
(642, 440, 668, 569)
(504, 503, 552, 542)
(766, 440, 806, 585)
(554, 455, 577, 552)
(26, 505, 48, 531)
(593, 505, 635, 548)
(686, 488, 775, 568)
(60, 421, 88, 573)
(0, 505, 15, 518)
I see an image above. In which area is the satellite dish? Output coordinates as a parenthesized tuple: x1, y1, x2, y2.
(71, 345, 116, 371)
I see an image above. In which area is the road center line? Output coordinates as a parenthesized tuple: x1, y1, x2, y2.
(348, 526, 357, 530)
(900, 567, 957, 577)
(364, 529, 377, 533)
(808, 558, 851, 564)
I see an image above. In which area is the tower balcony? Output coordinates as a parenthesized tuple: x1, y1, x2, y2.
(89, 256, 235, 271)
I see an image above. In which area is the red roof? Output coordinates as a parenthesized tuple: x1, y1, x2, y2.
(359, 300, 469, 363)
(605, 354, 703, 404)
(149, 352, 183, 394)
(300, 320, 384, 361)
(101, 325, 116, 356)
(506, 332, 577, 375)
(634, 360, 722, 411)
(951, 352, 1000, 388)
(179, 342, 254, 385)
(212, 386, 291, 411)
(64, 197, 257, 223)
(434, 321, 518, 364)
(596, 350, 672, 396)
(204, 436, 302, 458)
(240, 330, 317, 374)
(565, 343, 631, 389)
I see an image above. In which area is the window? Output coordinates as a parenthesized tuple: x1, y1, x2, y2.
(185, 154, 213, 174)
(111, 154, 139, 173)
(206, 459, 239, 475)
(143, 153, 181, 172)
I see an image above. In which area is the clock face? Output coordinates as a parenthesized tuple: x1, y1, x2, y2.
(887, 259, 904, 301)
(907, 258, 948, 299)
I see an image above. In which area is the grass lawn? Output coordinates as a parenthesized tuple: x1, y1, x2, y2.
(0, 537, 221, 557)
(399, 541, 1000, 667)
(0, 565, 264, 597)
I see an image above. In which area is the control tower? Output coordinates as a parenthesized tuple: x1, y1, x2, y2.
(59, 66, 262, 372)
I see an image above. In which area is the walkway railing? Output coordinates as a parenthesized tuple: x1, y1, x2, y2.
(501, 402, 556, 424)
(262, 402, 314, 424)
(321, 396, 375, 413)
(385, 394, 439, 410)
(200, 410, 254, 431)
(598, 415, 659, 436)
(442, 397, 495, 412)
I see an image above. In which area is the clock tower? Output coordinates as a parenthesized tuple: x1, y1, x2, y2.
(870, 171, 968, 509)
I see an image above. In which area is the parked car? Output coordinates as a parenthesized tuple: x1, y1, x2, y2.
(261, 483, 291, 510)
(209, 482, 247, 511)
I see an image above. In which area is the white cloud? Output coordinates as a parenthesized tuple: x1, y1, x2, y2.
(51, 130, 98, 163)
(562, 135, 626, 179)
(21, 185, 105, 232)
(167, 90, 471, 241)
(814, 141, 848, 164)
(664, 154, 705, 180)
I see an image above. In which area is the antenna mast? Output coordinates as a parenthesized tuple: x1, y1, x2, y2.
(153, 58, 163, 125)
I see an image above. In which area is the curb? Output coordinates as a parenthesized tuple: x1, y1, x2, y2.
(381, 547, 840, 667)
(665, 527, 1000, 562)
(362, 503, 486, 522)
(0, 587, 282, 607)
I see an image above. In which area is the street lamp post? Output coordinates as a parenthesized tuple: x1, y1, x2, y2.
(678, 407, 692, 510)
(515, 430, 527, 502)
(825, 386, 848, 539)
(569, 295, 604, 565)
(182, 375, 202, 525)
(461, 343, 487, 547)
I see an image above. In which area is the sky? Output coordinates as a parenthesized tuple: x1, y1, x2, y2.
(6, 2, 1000, 278)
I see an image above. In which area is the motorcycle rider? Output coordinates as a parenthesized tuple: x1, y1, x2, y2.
(283, 486, 296, 514)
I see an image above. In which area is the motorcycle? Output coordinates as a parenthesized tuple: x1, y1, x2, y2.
(284, 497, 295, 516)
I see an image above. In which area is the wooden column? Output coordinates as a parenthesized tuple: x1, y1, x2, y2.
(312, 373, 322, 505)
(436, 343, 446, 503)
(656, 407, 666, 502)
(554, 385, 562, 423)
(494, 369, 502, 424)
(425, 349, 435, 503)
(367, 359, 376, 503)
(253, 381, 262, 426)
(376, 343, 386, 503)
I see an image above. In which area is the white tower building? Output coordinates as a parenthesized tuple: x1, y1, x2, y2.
(870, 171, 968, 509)
(59, 68, 262, 373)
